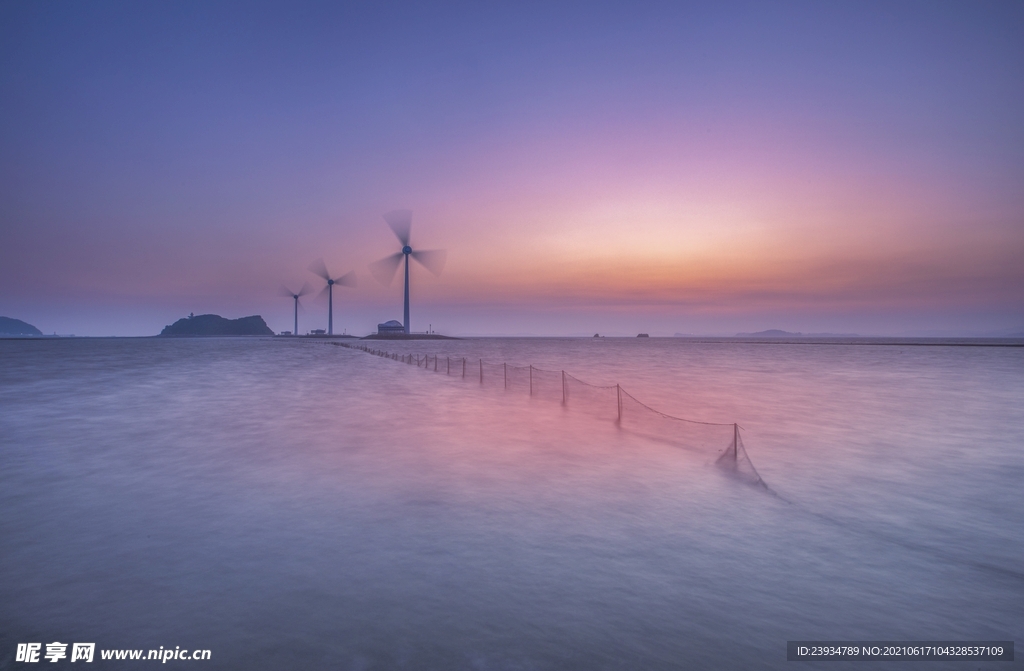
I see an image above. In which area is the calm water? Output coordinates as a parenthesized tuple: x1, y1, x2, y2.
(1, 337, 1021, 670)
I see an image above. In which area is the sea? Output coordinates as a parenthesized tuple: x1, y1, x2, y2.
(1, 336, 1021, 670)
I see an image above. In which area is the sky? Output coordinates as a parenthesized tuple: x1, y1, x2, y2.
(1, 1, 1022, 337)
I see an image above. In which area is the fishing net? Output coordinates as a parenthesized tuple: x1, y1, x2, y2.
(343, 344, 770, 490)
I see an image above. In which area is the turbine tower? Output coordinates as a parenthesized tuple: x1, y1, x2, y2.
(308, 259, 357, 335)
(280, 283, 311, 335)
(370, 210, 446, 334)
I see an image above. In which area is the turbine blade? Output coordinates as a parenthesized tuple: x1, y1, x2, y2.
(383, 209, 412, 247)
(410, 249, 446, 276)
(336, 270, 358, 288)
(369, 253, 404, 286)
(308, 258, 331, 282)
(296, 281, 312, 297)
(280, 284, 298, 298)
(316, 284, 331, 301)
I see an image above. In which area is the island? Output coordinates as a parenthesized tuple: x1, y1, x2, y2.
(736, 329, 860, 337)
(159, 314, 274, 336)
(0, 316, 43, 336)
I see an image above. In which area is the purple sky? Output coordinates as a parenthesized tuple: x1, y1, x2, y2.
(2, 1, 1022, 336)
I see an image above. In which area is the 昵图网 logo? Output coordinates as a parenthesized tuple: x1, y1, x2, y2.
(15, 643, 211, 663)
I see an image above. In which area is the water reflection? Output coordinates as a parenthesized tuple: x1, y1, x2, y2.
(0, 337, 1020, 669)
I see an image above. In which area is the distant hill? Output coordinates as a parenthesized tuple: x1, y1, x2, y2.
(0, 316, 43, 336)
(736, 329, 860, 337)
(159, 314, 273, 336)
(736, 329, 798, 337)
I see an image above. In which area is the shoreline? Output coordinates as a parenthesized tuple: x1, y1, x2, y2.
(2, 334, 1022, 347)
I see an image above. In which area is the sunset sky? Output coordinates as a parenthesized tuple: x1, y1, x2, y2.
(2, 2, 1022, 336)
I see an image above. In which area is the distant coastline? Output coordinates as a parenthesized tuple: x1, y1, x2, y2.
(361, 333, 458, 340)
(734, 329, 860, 338)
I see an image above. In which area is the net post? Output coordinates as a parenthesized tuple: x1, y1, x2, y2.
(504, 362, 507, 389)
(529, 365, 533, 396)
(434, 355, 437, 372)
(561, 370, 566, 405)
(616, 384, 622, 423)
(447, 356, 450, 375)
(733, 423, 739, 462)
(479, 358, 483, 384)
(462, 357, 466, 378)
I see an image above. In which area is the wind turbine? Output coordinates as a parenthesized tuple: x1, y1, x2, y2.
(370, 210, 446, 335)
(279, 283, 311, 336)
(308, 259, 357, 335)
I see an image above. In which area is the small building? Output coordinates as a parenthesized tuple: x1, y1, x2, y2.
(377, 320, 405, 336)
(310, 329, 326, 335)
